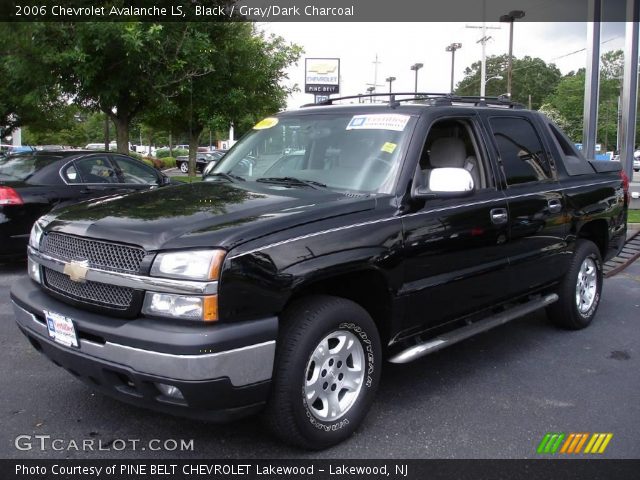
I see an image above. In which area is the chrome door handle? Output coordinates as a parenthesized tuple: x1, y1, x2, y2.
(547, 199, 562, 214)
(490, 208, 508, 225)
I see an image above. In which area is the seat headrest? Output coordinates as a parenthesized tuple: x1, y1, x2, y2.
(429, 137, 466, 169)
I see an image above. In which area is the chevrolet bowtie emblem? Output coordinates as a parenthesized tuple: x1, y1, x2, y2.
(63, 260, 89, 283)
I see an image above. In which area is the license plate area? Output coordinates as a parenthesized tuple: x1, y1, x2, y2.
(44, 310, 79, 348)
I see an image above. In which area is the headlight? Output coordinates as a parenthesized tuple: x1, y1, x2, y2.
(150, 250, 225, 281)
(29, 221, 44, 250)
(28, 258, 41, 284)
(142, 292, 218, 322)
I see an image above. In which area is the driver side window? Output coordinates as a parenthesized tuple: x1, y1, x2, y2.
(418, 118, 487, 191)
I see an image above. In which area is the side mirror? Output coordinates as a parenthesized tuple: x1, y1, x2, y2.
(160, 174, 171, 186)
(413, 167, 474, 199)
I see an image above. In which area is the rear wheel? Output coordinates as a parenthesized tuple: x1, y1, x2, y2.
(264, 295, 381, 450)
(179, 162, 188, 173)
(546, 239, 603, 330)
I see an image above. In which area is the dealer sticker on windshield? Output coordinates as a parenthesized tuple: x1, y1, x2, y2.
(346, 114, 410, 131)
(45, 310, 79, 348)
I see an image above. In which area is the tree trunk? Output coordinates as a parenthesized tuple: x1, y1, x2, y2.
(188, 127, 203, 177)
(112, 115, 130, 154)
(169, 133, 173, 158)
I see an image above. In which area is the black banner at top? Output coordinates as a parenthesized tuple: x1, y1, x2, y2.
(0, 0, 637, 22)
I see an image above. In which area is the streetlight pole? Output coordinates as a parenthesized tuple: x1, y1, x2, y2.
(445, 43, 462, 93)
(499, 10, 525, 98)
(386, 76, 396, 94)
(410, 63, 423, 94)
(366, 86, 375, 103)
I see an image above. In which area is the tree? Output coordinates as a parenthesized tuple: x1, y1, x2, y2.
(545, 50, 632, 149)
(0, 23, 69, 140)
(145, 23, 302, 175)
(455, 54, 562, 109)
(8, 21, 222, 153)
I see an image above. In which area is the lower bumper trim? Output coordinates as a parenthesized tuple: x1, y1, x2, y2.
(13, 301, 275, 386)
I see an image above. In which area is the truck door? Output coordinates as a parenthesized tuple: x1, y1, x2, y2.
(482, 114, 568, 294)
(399, 114, 511, 336)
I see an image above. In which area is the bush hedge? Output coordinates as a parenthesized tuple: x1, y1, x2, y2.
(156, 148, 188, 158)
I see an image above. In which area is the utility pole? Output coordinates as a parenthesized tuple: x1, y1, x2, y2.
(366, 54, 384, 94)
(499, 10, 525, 97)
(445, 43, 462, 93)
(466, 2, 500, 97)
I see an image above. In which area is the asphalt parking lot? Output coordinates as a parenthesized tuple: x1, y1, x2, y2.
(1, 259, 639, 460)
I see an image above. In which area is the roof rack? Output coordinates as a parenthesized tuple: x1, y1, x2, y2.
(301, 92, 525, 109)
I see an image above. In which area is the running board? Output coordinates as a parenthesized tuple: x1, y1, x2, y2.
(388, 293, 558, 364)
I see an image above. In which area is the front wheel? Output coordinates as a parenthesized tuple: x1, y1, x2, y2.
(179, 162, 188, 173)
(264, 295, 381, 450)
(546, 239, 603, 330)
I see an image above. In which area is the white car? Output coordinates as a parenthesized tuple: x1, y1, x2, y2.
(633, 157, 640, 172)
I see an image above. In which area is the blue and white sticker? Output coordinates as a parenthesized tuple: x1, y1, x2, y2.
(346, 114, 410, 132)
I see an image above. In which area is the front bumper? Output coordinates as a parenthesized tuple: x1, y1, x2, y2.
(11, 277, 278, 421)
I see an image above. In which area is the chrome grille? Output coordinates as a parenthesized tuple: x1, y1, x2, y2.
(41, 233, 145, 273)
(44, 268, 134, 309)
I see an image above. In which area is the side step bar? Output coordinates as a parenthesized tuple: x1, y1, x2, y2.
(388, 293, 558, 364)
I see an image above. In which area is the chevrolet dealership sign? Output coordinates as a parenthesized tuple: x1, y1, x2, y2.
(305, 58, 340, 94)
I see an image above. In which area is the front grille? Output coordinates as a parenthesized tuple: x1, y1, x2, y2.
(43, 268, 134, 310)
(41, 233, 145, 274)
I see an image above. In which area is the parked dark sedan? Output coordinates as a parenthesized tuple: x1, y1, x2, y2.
(0, 150, 173, 260)
(176, 150, 227, 173)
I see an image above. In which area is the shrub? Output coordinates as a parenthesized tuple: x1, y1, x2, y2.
(127, 151, 145, 161)
(141, 158, 154, 168)
(162, 157, 176, 169)
(157, 148, 188, 158)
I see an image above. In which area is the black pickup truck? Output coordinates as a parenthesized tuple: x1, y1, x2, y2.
(11, 94, 629, 449)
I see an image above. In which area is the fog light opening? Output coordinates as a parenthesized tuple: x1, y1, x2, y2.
(155, 383, 184, 400)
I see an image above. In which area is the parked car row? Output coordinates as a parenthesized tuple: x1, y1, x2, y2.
(0, 150, 177, 259)
(176, 149, 227, 173)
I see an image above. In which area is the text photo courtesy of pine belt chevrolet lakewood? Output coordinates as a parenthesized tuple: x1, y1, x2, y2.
(10, 94, 628, 450)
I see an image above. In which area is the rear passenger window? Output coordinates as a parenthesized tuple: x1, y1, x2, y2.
(490, 117, 552, 185)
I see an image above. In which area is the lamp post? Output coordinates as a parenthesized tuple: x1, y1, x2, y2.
(386, 76, 396, 94)
(410, 63, 423, 94)
(445, 43, 462, 93)
(485, 74, 503, 94)
(499, 10, 525, 97)
(366, 86, 375, 103)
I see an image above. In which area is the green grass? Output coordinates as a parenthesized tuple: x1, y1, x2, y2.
(173, 176, 202, 183)
(628, 209, 640, 224)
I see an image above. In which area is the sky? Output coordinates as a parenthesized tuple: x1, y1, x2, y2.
(258, 22, 627, 110)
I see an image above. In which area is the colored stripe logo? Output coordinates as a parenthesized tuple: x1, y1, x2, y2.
(537, 433, 613, 454)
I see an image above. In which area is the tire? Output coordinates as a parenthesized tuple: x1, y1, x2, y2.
(546, 239, 603, 330)
(264, 295, 382, 450)
(179, 162, 188, 173)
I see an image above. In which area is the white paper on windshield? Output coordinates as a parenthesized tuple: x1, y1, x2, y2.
(346, 114, 410, 132)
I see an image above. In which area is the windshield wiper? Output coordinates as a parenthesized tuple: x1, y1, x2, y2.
(207, 172, 245, 182)
(256, 177, 327, 189)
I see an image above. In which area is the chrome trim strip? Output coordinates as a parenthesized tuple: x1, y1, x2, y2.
(28, 247, 218, 295)
(12, 301, 274, 386)
(230, 180, 619, 259)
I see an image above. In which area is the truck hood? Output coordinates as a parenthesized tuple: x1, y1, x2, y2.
(43, 181, 376, 251)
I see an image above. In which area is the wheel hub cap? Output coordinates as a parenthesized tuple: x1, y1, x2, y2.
(575, 257, 598, 314)
(304, 330, 365, 422)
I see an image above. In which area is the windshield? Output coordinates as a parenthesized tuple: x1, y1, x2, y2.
(207, 112, 415, 193)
